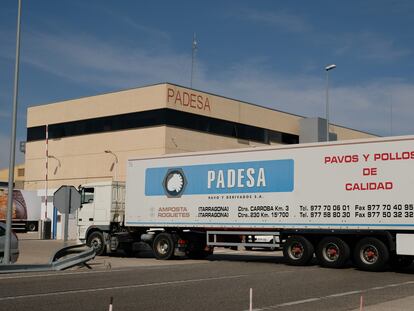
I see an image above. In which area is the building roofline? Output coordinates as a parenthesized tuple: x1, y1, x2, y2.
(27, 82, 169, 109)
(168, 82, 379, 137)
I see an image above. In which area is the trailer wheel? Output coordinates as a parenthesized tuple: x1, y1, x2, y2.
(153, 233, 175, 260)
(316, 237, 350, 268)
(354, 237, 389, 271)
(87, 231, 106, 256)
(283, 236, 314, 266)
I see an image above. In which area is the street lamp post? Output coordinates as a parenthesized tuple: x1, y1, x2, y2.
(105, 150, 119, 181)
(325, 64, 337, 142)
(4, 0, 22, 265)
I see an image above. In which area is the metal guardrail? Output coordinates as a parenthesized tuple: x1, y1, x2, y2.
(0, 244, 95, 274)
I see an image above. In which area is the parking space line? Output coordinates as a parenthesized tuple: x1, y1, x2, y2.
(0, 274, 248, 301)
(250, 280, 414, 310)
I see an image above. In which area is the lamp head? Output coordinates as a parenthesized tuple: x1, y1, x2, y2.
(325, 64, 337, 71)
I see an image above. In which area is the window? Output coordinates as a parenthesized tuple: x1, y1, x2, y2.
(81, 188, 95, 204)
(27, 108, 299, 145)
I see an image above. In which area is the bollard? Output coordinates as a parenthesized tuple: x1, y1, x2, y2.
(108, 296, 113, 311)
(359, 294, 364, 311)
(249, 288, 253, 311)
(38, 220, 43, 239)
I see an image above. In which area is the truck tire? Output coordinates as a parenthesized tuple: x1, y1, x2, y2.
(283, 236, 314, 266)
(316, 237, 350, 268)
(354, 237, 389, 271)
(153, 233, 175, 260)
(87, 231, 106, 256)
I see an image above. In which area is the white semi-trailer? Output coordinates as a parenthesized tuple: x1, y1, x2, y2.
(77, 135, 414, 271)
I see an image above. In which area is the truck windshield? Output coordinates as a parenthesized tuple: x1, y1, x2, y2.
(81, 188, 94, 204)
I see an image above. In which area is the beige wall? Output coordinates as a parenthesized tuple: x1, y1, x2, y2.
(24, 126, 166, 190)
(165, 126, 272, 155)
(28, 84, 167, 127)
(0, 164, 25, 189)
(331, 124, 374, 140)
(25, 125, 273, 190)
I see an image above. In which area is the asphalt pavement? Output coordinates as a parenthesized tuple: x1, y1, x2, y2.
(0, 233, 414, 311)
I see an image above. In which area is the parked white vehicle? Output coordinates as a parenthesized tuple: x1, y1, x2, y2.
(0, 222, 19, 263)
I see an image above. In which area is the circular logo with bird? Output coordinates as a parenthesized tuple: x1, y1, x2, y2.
(163, 169, 187, 197)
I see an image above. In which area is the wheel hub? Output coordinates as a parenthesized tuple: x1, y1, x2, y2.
(91, 238, 102, 248)
(157, 240, 169, 255)
(290, 243, 304, 259)
(324, 243, 340, 262)
(362, 246, 379, 264)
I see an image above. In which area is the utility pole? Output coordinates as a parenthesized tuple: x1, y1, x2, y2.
(390, 100, 393, 136)
(190, 32, 197, 89)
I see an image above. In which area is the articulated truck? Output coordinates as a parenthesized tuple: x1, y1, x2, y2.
(77, 135, 414, 271)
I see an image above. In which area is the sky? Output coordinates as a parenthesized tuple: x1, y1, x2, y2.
(1, 0, 414, 169)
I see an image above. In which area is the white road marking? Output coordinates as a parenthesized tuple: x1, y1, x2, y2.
(249, 280, 414, 310)
(276, 297, 320, 307)
(0, 274, 247, 301)
(0, 268, 127, 280)
(0, 250, 295, 281)
(328, 290, 361, 298)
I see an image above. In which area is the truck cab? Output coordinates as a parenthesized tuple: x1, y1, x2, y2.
(77, 181, 125, 255)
